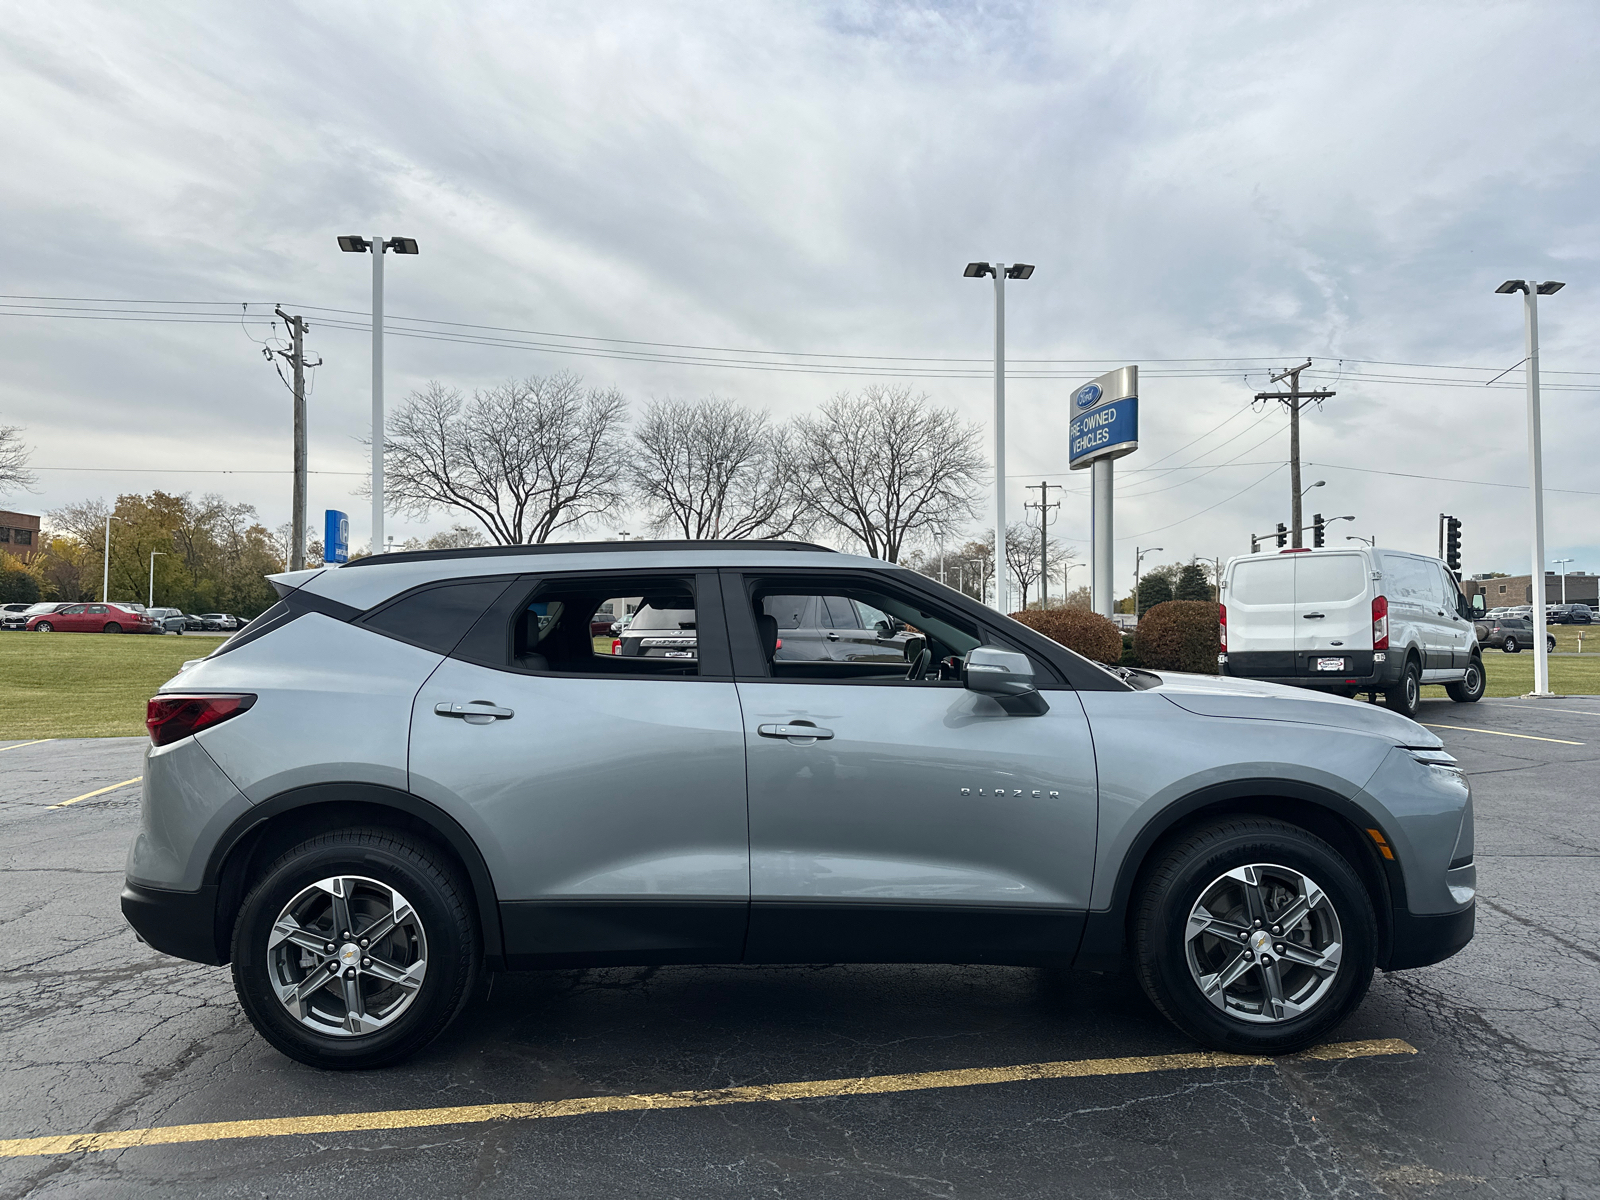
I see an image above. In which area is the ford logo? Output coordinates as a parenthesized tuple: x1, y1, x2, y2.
(1073, 383, 1102, 408)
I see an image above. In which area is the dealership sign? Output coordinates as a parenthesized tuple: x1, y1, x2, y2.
(1069, 365, 1139, 469)
(324, 509, 350, 564)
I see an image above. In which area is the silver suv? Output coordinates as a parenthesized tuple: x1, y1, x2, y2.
(122, 540, 1475, 1069)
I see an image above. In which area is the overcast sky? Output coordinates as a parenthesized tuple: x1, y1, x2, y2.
(2, 2, 1597, 591)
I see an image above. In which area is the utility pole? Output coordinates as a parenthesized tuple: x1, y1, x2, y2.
(1024, 481, 1062, 608)
(267, 310, 321, 571)
(1255, 361, 1335, 549)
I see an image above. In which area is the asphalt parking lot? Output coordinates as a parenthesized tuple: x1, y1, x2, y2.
(1, 696, 1598, 1198)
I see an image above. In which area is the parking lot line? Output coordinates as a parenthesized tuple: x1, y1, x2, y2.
(0, 739, 54, 753)
(0, 1038, 1415, 1159)
(48, 777, 142, 809)
(1420, 723, 1583, 746)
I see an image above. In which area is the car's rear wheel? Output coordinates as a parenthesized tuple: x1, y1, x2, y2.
(231, 828, 479, 1069)
(103, 622, 121, 634)
(1383, 659, 1421, 716)
(1547, 635, 1556, 654)
(1504, 636, 1520, 653)
(1445, 656, 1485, 703)
(34, 621, 53, 632)
(1133, 818, 1376, 1054)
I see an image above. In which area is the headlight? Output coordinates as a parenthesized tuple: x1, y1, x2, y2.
(1410, 748, 1467, 788)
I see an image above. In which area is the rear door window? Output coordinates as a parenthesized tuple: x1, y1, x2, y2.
(1382, 554, 1437, 605)
(1229, 558, 1295, 605)
(1294, 554, 1365, 602)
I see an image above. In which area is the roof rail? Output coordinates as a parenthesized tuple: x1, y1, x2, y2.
(339, 538, 838, 569)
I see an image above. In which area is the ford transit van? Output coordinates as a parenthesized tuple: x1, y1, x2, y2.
(1219, 547, 1483, 716)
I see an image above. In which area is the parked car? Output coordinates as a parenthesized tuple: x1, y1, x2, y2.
(3, 602, 67, 631)
(28, 602, 155, 634)
(1546, 603, 1594, 625)
(1219, 546, 1483, 717)
(124, 539, 1474, 1069)
(196, 613, 240, 632)
(1474, 616, 1556, 654)
(146, 607, 190, 634)
(0, 602, 33, 628)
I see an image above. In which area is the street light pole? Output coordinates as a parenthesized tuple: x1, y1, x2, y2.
(1553, 557, 1574, 605)
(148, 551, 166, 608)
(1134, 546, 1163, 616)
(965, 261, 1033, 613)
(102, 515, 111, 603)
(1497, 278, 1564, 696)
(340, 235, 418, 556)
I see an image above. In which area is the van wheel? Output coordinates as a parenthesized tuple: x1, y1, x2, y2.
(1132, 818, 1376, 1053)
(1503, 636, 1520, 653)
(231, 828, 479, 1069)
(1383, 659, 1421, 716)
(1445, 656, 1485, 703)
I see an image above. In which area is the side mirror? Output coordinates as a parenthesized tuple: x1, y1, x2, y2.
(873, 619, 893, 639)
(961, 647, 1048, 715)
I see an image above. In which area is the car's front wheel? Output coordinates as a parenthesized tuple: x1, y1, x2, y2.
(34, 621, 53, 632)
(231, 828, 479, 1069)
(1133, 818, 1376, 1054)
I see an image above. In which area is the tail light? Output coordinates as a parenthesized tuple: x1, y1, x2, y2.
(775, 638, 782, 649)
(1372, 595, 1389, 650)
(611, 639, 622, 655)
(146, 694, 256, 747)
(1218, 604, 1227, 652)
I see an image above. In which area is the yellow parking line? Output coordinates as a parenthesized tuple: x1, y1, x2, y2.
(48, 777, 142, 809)
(0, 739, 54, 753)
(1420, 723, 1583, 746)
(0, 1038, 1415, 1158)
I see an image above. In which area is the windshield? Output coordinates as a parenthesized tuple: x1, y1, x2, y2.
(23, 603, 58, 614)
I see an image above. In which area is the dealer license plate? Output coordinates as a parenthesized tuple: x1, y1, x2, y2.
(1316, 657, 1346, 672)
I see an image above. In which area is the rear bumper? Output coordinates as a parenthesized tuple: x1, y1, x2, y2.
(1385, 900, 1475, 970)
(1220, 649, 1404, 691)
(121, 881, 224, 965)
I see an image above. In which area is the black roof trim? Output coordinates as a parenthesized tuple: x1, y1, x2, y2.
(340, 538, 837, 569)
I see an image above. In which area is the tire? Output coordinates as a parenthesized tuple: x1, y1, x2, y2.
(231, 828, 479, 1069)
(1504, 636, 1519, 654)
(103, 622, 121, 634)
(1548, 636, 1556, 654)
(1132, 818, 1377, 1054)
(35, 621, 53, 632)
(1445, 656, 1485, 703)
(1383, 658, 1421, 716)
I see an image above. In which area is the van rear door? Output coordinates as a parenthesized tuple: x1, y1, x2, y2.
(1226, 556, 1297, 673)
(1293, 553, 1368, 675)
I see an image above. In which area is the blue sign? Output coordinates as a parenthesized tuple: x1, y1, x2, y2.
(324, 510, 349, 564)
(1070, 396, 1139, 465)
(1073, 383, 1102, 408)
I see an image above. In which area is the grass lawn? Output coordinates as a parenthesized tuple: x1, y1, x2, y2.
(1453, 647, 1600, 699)
(0, 634, 208, 739)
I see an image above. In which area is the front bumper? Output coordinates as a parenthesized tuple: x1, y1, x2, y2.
(121, 881, 225, 965)
(1386, 900, 1475, 970)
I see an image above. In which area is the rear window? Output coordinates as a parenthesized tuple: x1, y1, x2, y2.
(1382, 554, 1440, 605)
(359, 579, 514, 654)
(1294, 554, 1365, 602)
(1229, 558, 1294, 605)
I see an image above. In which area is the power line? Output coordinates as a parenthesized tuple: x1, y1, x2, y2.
(1118, 464, 1287, 541)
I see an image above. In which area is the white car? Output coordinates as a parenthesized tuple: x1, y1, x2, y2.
(1218, 546, 1483, 717)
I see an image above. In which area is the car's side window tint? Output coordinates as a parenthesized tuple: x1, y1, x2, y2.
(510, 575, 703, 677)
(359, 578, 514, 655)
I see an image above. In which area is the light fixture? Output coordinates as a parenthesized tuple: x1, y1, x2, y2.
(1005, 263, 1035, 280)
(1536, 281, 1565, 295)
(387, 237, 420, 255)
(338, 235, 372, 253)
(963, 262, 994, 278)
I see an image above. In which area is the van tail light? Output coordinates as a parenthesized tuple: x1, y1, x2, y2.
(1372, 595, 1389, 650)
(775, 638, 782, 649)
(611, 639, 621, 655)
(1218, 604, 1227, 652)
(146, 694, 256, 747)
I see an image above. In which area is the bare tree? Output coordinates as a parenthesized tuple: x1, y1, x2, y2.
(380, 373, 630, 545)
(793, 385, 984, 562)
(630, 397, 810, 539)
(0, 423, 35, 498)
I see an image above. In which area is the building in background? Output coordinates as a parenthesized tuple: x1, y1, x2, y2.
(0, 510, 40, 565)
(1464, 572, 1598, 608)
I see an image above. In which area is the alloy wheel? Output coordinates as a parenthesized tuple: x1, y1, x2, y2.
(1184, 863, 1344, 1024)
(266, 875, 428, 1037)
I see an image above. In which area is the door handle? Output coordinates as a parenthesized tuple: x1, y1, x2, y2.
(435, 701, 514, 724)
(1301, 613, 1326, 619)
(825, 632, 841, 641)
(758, 723, 835, 741)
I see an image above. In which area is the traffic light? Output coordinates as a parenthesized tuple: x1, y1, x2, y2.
(1445, 516, 1462, 574)
(1312, 514, 1325, 548)
(1250, 534, 1261, 554)
(1275, 523, 1288, 549)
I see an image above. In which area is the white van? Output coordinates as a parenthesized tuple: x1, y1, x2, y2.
(1218, 546, 1483, 716)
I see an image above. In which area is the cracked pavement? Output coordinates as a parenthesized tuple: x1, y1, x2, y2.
(1, 695, 1598, 1198)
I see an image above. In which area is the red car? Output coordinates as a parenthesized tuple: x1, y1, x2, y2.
(27, 602, 155, 635)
